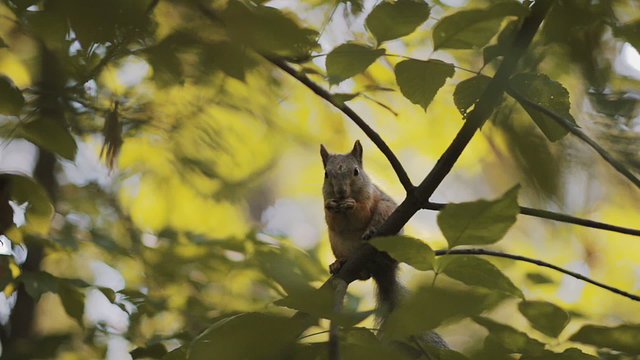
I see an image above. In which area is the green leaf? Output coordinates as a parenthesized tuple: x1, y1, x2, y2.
(341, 328, 410, 360)
(326, 43, 385, 84)
(340, 0, 364, 15)
(474, 316, 546, 355)
(510, 73, 577, 142)
(189, 313, 311, 360)
(143, 31, 200, 86)
(57, 280, 85, 326)
(333, 92, 360, 105)
(275, 284, 371, 327)
(291, 343, 326, 360)
(200, 41, 256, 82)
(0, 75, 24, 116)
(63, 0, 150, 48)
(0, 177, 12, 234)
(365, 0, 431, 43)
(437, 185, 520, 248)
(521, 348, 599, 360)
(525, 272, 554, 284)
(98, 286, 117, 303)
(24, 9, 68, 48)
(18, 270, 59, 301)
(370, 235, 434, 271)
(383, 286, 494, 338)
(90, 230, 131, 256)
(255, 247, 318, 296)
(518, 300, 569, 338)
(394, 59, 454, 111)
(614, 20, 640, 54)
(482, 44, 502, 65)
(274, 284, 330, 317)
(130, 343, 167, 359)
(162, 346, 187, 360)
(2, 174, 54, 236)
(453, 75, 492, 115)
(21, 117, 77, 160)
(433, 1, 528, 50)
(439, 255, 522, 298)
(0, 256, 13, 292)
(223, 2, 319, 59)
(119, 289, 164, 316)
(419, 341, 470, 360)
(569, 324, 640, 354)
(483, 20, 519, 65)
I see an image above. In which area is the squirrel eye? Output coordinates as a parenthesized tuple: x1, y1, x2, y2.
(324, 171, 328, 178)
(353, 168, 359, 176)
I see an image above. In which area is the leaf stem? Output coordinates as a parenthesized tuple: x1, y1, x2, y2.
(434, 248, 640, 302)
(507, 87, 640, 189)
(424, 202, 640, 237)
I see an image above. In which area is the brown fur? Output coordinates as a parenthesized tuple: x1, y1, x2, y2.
(320, 142, 450, 349)
(321, 140, 400, 302)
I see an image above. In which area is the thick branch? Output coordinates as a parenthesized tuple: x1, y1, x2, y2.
(374, 0, 554, 237)
(424, 201, 640, 237)
(266, 57, 414, 193)
(7, 149, 57, 345)
(507, 87, 640, 189)
(435, 248, 640, 302)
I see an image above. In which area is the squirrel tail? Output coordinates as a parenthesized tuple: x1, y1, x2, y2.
(370, 251, 401, 324)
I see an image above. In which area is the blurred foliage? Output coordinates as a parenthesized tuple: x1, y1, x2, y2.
(0, 0, 638, 359)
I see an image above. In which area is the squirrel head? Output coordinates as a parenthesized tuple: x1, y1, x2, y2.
(320, 140, 370, 200)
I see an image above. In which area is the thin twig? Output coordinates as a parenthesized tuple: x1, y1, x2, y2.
(424, 202, 640, 237)
(267, 57, 415, 194)
(507, 87, 640, 189)
(434, 248, 640, 302)
(298, 330, 330, 340)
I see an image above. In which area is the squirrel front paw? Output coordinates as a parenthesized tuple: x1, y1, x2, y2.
(325, 198, 356, 213)
(339, 198, 356, 211)
(329, 258, 347, 274)
(325, 199, 340, 212)
(362, 227, 377, 240)
(330, 258, 372, 280)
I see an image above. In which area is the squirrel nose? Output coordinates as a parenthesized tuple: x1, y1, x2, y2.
(335, 187, 348, 199)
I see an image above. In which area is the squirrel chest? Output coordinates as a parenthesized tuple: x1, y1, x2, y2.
(325, 195, 378, 259)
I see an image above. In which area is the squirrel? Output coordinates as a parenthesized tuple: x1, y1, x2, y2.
(320, 140, 400, 318)
(320, 140, 449, 352)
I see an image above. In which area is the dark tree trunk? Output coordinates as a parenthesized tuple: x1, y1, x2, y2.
(4, 149, 57, 356)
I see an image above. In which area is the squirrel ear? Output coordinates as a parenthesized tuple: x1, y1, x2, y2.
(320, 144, 329, 167)
(351, 140, 363, 164)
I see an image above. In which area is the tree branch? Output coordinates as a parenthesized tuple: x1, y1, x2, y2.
(434, 248, 640, 302)
(424, 201, 640, 237)
(266, 57, 415, 194)
(374, 0, 555, 238)
(507, 87, 640, 189)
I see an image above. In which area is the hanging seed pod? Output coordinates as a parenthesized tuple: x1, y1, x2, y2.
(100, 101, 123, 170)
